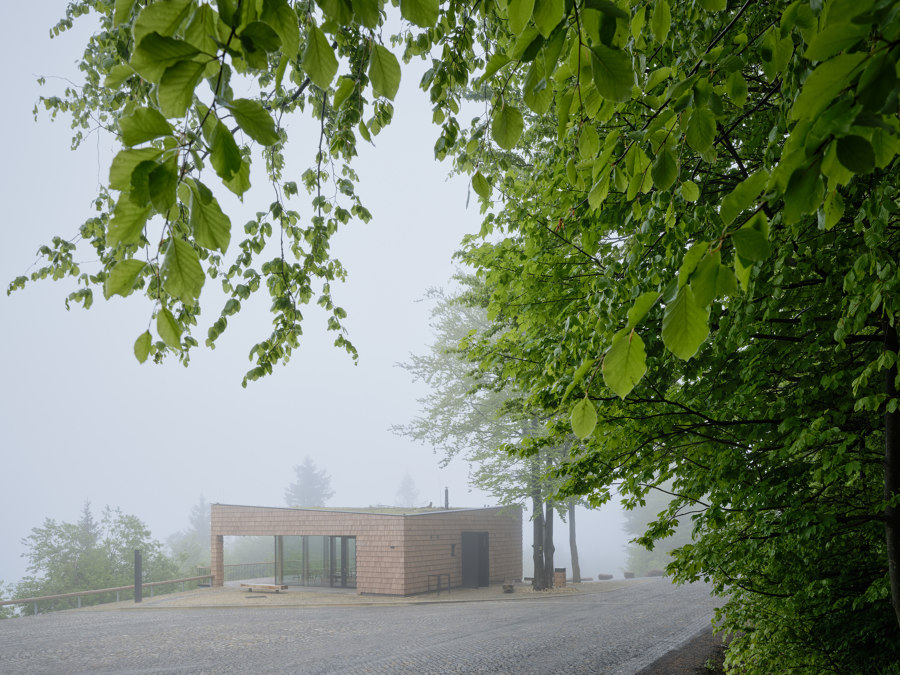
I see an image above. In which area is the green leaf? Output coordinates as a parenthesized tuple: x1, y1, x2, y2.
(221, 98, 280, 145)
(570, 396, 598, 439)
(681, 180, 700, 202)
(332, 77, 356, 108)
(679, 240, 709, 287)
(590, 44, 634, 102)
(368, 44, 401, 100)
(627, 291, 659, 328)
(316, 0, 353, 25)
(697, 0, 725, 10)
(104, 64, 136, 88)
(109, 149, 163, 190)
(400, 0, 439, 28)
(108, 195, 152, 248)
(685, 107, 716, 154)
(578, 125, 600, 160)
(804, 22, 869, 62)
(492, 104, 525, 150)
(158, 60, 206, 118)
(584, 0, 628, 20)
(508, 0, 536, 35)
(148, 158, 179, 213)
(209, 121, 243, 182)
(662, 285, 709, 360)
(129, 160, 155, 206)
(114, 0, 138, 26)
(350, 0, 381, 29)
(588, 172, 610, 210)
(104, 259, 147, 300)
(731, 226, 771, 261)
(161, 237, 205, 304)
(783, 158, 824, 224)
(821, 189, 845, 230)
(240, 21, 282, 53)
(472, 171, 491, 199)
(790, 52, 867, 121)
(262, 0, 300, 56)
(651, 147, 678, 191)
(130, 32, 201, 83)
(523, 60, 552, 114)
(481, 53, 512, 84)
(223, 159, 251, 196)
(719, 169, 768, 225)
(119, 107, 174, 147)
(691, 251, 738, 306)
(185, 4, 223, 55)
(603, 329, 647, 399)
(188, 180, 232, 252)
(133, 0, 193, 44)
(563, 358, 596, 402)
(725, 71, 748, 106)
(134, 330, 152, 363)
(533, 0, 564, 38)
(835, 135, 875, 174)
(734, 253, 751, 291)
(650, 0, 671, 43)
(302, 25, 339, 90)
(157, 308, 183, 350)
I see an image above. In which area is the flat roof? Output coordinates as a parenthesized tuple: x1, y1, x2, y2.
(212, 503, 508, 517)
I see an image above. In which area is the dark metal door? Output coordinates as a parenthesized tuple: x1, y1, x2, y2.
(461, 531, 489, 587)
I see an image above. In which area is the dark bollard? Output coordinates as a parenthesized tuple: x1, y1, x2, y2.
(134, 550, 142, 603)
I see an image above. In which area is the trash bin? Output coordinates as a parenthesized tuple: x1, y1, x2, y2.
(554, 567, 566, 587)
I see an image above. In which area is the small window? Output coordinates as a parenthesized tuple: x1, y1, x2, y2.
(451, 544, 456, 557)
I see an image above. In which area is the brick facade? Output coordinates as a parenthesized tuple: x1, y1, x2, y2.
(210, 504, 522, 596)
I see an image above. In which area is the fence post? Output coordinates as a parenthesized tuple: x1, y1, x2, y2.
(116, 591, 120, 602)
(134, 549, 142, 604)
(77, 597, 81, 608)
(33, 601, 38, 616)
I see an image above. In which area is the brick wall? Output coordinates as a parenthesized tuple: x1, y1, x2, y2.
(210, 504, 522, 596)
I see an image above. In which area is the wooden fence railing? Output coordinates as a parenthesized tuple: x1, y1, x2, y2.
(0, 575, 213, 616)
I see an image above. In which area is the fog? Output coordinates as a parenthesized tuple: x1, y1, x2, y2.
(0, 4, 626, 588)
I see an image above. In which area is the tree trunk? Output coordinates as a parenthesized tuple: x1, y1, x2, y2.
(568, 499, 581, 583)
(530, 462, 546, 590)
(885, 319, 900, 631)
(543, 499, 555, 589)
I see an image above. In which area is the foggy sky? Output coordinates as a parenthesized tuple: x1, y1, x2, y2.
(0, 4, 626, 587)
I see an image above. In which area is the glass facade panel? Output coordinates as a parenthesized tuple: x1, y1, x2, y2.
(273, 535, 356, 589)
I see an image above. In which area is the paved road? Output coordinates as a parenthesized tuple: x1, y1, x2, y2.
(0, 579, 717, 674)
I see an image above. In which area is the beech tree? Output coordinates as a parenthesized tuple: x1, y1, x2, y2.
(394, 279, 576, 589)
(12, 0, 900, 669)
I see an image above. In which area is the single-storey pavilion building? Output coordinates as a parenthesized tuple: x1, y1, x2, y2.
(210, 503, 522, 595)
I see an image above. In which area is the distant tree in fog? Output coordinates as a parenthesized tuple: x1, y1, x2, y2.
(622, 482, 692, 577)
(284, 457, 334, 507)
(14, 502, 178, 614)
(395, 473, 420, 507)
(167, 496, 211, 572)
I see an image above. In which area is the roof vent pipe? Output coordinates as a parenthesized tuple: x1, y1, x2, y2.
(444, 487, 449, 510)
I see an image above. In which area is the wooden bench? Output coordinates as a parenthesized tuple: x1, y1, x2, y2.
(240, 583, 288, 593)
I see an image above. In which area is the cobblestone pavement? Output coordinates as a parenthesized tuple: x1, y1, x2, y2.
(0, 578, 718, 674)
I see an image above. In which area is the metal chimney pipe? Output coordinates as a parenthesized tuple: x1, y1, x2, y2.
(444, 487, 449, 509)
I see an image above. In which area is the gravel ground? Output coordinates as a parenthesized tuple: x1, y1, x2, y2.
(0, 578, 720, 674)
